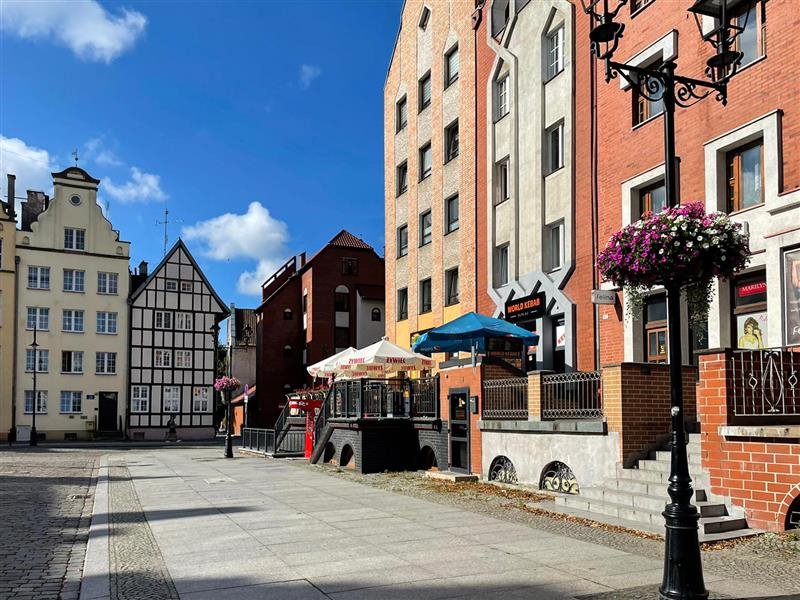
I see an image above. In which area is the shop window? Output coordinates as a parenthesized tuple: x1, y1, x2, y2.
(645, 294, 668, 363)
(783, 247, 800, 347)
(639, 181, 666, 217)
(397, 288, 409, 321)
(733, 271, 767, 349)
(726, 140, 763, 212)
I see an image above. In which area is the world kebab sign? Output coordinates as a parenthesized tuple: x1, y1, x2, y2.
(504, 291, 546, 325)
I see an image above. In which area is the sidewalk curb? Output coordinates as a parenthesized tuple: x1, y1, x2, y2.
(79, 454, 111, 600)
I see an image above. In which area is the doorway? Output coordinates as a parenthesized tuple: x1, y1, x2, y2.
(98, 392, 118, 432)
(449, 389, 470, 473)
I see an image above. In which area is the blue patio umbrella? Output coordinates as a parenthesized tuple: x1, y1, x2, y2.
(412, 312, 539, 354)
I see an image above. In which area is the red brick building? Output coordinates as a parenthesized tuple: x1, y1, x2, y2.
(254, 231, 385, 425)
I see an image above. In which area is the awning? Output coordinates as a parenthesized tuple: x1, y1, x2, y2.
(411, 311, 539, 354)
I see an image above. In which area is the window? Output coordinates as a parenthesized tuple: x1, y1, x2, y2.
(283, 308, 293, 320)
(639, 182, 667, 217)
(334, 327, 350, 349)
(96, 352, 117, 374)
(175, 312, 193, 331)
(180, 281, 192, 292)
(397, 288, 409, 321)
(60, 391, 82, 413)
(546, 122, 564, 174)
(63, 269, 85, 292)
(97, 311, 118, 334)
(283, 344, 292, 358)
(28, 266, 50, 290)
(419, 278, 432, 313)
(193, 387, 210, 412)
(645, 294, 668, 363)
(61, 351, 84, 374)
(26, 349, 48, 373)
(397, 225, 409, 257)
(492, 0, 510, 37)
(64, 228, 85, 250)
(155, 350, 172, 368)
(419, 143, 432, 180)
(733, 271, 767, 350)
(727, 140, 763, 212)
(495, 159, 510, 205)
(165, 280, 178, 291)
(371, 308, 382, 322)
(495, 244, 509, 287)
(342, 257, 359, 275)
(302, 294, 308, 313)
(419, 71, 432, 112)
(396, 161, 408, 195)
(445, 268, 459, 306)
(132, 386, 149, 413)
(26, 307, 49, 331)
(419, 210, 432, 246)
(634, 64, 664, 125)
(334, 288, 349, 312)
(545, 222, 564, 272)
(631, 0, 654, 13)
(545, 27, 564, 80)
(97, 272, 118, 295)
(155, 311, 173, 329)
(396, 96, 408, 132)
(175, 350, 193, 368)
(418, 5, 430, 29)
(734, 4, 761, 67)
(495, 76, 509, 119)
(445, 195, 459, 233)
(445, 120, 459, 162)
(445, 45, 459, 87)
(163, 387, 181, 413)
(24, 390, 47, 414)
(62, 309, 84, 333)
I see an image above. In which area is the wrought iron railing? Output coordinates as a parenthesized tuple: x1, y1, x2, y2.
(731, 348, 800, 418)
(410, 375, 439, 418)
(483, 377, 529, 419)
(541, 371, 602, 420)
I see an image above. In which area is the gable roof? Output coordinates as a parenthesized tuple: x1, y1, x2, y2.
(51, 166, 101, 185)
(129, 238, 230, 320)
(326, 229, 374, 250)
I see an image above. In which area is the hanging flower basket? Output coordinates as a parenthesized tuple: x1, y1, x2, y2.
(596, 202, 750, 323)
(214, 376, 242, 393)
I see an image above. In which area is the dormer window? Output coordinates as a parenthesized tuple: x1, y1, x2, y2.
(64, 228, 85, 251)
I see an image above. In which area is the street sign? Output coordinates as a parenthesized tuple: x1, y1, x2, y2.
(591, 290, 617, 305)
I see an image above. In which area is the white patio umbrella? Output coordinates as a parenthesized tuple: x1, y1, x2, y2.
(306, 347, 356, 378)
(339, 337, 434, 377)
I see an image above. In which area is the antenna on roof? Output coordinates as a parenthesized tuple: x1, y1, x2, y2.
(72, 149, 79, 167)
(155, 208, 183, 256)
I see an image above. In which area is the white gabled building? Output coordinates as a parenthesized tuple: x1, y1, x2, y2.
(128, 239, 229, 440)
(15, 167, 130, 441)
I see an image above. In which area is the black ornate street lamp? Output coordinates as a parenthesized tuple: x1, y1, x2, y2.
(580, 1, 748, 598)
(29, 321, 39, 447)
(240, 324, 253, 429)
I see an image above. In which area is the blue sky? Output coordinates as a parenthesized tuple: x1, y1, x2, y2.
(1, 0, 401, 309)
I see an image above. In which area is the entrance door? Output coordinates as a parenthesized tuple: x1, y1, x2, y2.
(449, 390, 470, 473)
(98, 392, 118, 432)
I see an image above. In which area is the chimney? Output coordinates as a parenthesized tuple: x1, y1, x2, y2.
(5, 174, 16, 220)
(300, 252, 307, 267)
(138, 260, 148, 277)
(21, 190, 49, 231)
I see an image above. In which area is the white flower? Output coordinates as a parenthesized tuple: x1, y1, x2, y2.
(687, 241, 693, 248)
(703, 243, 709, 249)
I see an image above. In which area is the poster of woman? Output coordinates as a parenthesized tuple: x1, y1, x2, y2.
(737, 312, 767, 349)
(784, 248, 800, 346)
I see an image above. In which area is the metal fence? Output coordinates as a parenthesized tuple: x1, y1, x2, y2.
(541, 371, 602, 420)
(241, 427, 305, 455)
(329, 377, 439, 420)
(410, 376, 439, 418)
(731, 348, 800, 418)
(483, 377, 529, 419)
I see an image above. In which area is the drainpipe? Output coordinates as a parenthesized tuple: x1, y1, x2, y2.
(11, 256, 21, 440)
(589, 41, 600, 371)
(473, 6, 481, 314)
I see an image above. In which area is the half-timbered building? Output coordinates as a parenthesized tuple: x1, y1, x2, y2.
(128, 239, 228, 440)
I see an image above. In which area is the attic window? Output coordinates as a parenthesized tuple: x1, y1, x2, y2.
(283, 308, 293, 320)
(283, 345, 292, 358)
(342, 258, 358, 275)
(419, 6, 430, 29)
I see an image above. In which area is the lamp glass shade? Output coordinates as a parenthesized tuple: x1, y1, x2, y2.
(688, 0, 750, 18)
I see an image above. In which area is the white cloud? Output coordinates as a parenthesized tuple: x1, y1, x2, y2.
(299, 64, 322, 89)
(104, 167, 167, 203)
(0, 136, 56, 216)
(181, 201, 290, 296)
(1, 0, 147, 63)
(84, 137, 123, 167)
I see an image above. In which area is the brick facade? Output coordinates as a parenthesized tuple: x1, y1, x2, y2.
(697, 351, 800, 531)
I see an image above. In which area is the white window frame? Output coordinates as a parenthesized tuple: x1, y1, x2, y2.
(180, 281, 192, 292)
(175, 312, 193, 331)
(545, 26, 564, 81)
(546, 122, 564, 175)
(63, 269, 85, 292)
(495, 244, 509, 287)
(97, 272, 119, 295)
(495, 76, 509, 120)
(544, 221, 565, 273)
(175, 350, 193, 368)
(154, 349, 172, 368)
(24, 390, 48, 414)
(26, 307, 49, 331)
(97, 311, 118, 334)
(26, 349, 48, 373)
(96, 352, 117, 374)
(27, 266, 50, 290)
(165, 279, 178, 291)
(495, 159, 510, 205)
(192, 387, 211, 412)
(155, 311, 173, 330)
(131, 386, 149, 413)
(163, 387, 181, 413)
(60, 391, 82, 414)
(64, 227, 86, 251)
(61, 350, 84, 374)
(62, 309, 85, 333)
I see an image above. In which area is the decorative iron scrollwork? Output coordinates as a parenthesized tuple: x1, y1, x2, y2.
(488, 456, 518, 484)
(541, 461, 579, 495)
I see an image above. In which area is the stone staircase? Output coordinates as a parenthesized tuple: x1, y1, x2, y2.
(552, 433, 759, 542)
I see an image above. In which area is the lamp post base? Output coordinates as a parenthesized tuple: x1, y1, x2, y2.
(29, 427, 38, 447)
(659, 503, 708, 600)
(223, 396, 233, 458)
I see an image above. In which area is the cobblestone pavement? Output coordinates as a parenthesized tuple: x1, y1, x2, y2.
(293, 463, 800, 594)
(108, 462, 178, 600)
(0, 448, 99, 600)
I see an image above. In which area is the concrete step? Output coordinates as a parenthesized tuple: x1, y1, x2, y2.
(581, 487, 669, 512)
(651, 450, 703, 465)
(639, 457, 701, 474)
(701, 515, 749, 534)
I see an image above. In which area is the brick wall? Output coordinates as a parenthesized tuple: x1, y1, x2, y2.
(697, 351, 800, 531)
(603, 362, 698, 467)
(439, 364, 483, 475)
